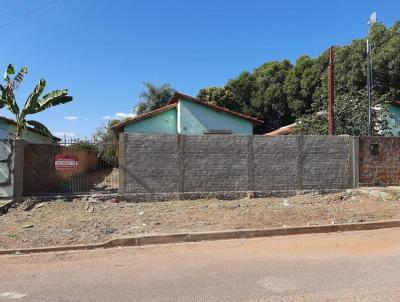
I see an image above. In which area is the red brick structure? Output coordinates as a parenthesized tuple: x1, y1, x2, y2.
(359, 137, 400, 185)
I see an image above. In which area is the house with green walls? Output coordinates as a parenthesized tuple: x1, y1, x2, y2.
(387, 101, 400, 136)
(0, 116, 60, 143)
(112, 93, 263, 136)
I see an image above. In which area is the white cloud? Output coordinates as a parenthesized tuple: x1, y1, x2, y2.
(64, 116, 79, 120)
(115, 112, 136, 119)
(103, 112, 136, 120)
(54, 131, 76, 138)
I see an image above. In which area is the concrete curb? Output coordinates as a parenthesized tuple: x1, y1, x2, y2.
(1, 220, 400, 256)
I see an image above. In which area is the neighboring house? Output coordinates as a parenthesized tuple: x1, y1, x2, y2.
(264, 101, 400, 137)
(112, 92, 263, 136)
(0, 116, 60, 143)
(264, 123, 296, 136)
(387, 101, 400, 136)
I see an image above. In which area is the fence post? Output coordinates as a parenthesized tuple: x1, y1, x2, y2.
(177, 134, 185, 198)
(296, 136, 304, 191)
(351, 136, 360, 188)
(118, 133, 126, 193)
(13, 139, 25, 200)
(247, 135, 254, 193)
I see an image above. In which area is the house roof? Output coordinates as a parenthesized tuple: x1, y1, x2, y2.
(264, 123, 296, 136)
(391, 100, 400, 108)
(112, 103, 177, 134)
(112, 92, 264, 134)
(0, 116, 61, 142)
(169, 92, 263, 125)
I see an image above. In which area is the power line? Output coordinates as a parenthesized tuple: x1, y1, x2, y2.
(0, 0, 60, 31)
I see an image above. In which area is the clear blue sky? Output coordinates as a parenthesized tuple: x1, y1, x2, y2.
(0, 0, 399, 139)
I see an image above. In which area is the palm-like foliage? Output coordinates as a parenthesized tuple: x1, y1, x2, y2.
(0, 64, 73, 139)
(134, 82, 175, 115)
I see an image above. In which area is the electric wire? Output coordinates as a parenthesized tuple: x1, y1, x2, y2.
(0, 0, 60, 31)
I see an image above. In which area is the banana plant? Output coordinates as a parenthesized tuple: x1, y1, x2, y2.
(0, 64, 73, 139)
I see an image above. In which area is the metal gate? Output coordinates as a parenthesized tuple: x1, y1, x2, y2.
(23, 139, 119, 196)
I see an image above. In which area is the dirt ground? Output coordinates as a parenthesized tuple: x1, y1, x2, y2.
(1, 187, 400, 250)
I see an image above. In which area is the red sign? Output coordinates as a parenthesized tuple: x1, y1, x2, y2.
(55, 155, 79, 170)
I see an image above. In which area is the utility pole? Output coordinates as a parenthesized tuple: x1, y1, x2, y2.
(367, 12, 377, 136)
(328, 46, 335, 136)
(366, 39, 372, 136)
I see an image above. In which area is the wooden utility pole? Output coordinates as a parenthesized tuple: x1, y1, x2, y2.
(328, 46, 335, 135)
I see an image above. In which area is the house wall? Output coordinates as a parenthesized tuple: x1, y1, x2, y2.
(178, 98, 253, 135)
(0, 121, 9, 140)
(124, 108, 177, 134)
(387, 105, 400, 136)
(0, 120, 54, 143)
(0, 140, 15, 198)
(119, 134, 355, 195)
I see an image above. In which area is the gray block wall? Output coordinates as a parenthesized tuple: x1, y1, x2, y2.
(253, 136, 299, 191)
(120, 134, 179, 193)
(301, 136, 353, 189)
(120, 134, 355, 194)
(183, 135, 249, 192)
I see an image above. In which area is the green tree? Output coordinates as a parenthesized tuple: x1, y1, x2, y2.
(134, 82, 176, 115)
(295, 22, 400, 135)
(197, 86, 239, 110)
(71, 120, 119, 162)
(225, 71, 256, 115)
(0, 64, 73, 138)
(284, 55, 319, 118)
(295, 91, 390, 136)
(197, 62, 294, 134)
(251, 60, 293, 132)
(92, 119, 120, 162)
(197, 20, 400, 135)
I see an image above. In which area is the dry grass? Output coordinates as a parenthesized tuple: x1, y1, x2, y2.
(1, 188, 400, 249)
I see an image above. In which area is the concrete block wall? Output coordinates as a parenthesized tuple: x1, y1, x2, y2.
(120, 134, 179, 193)
(359, 137, 400, 185)
(253, 136, 299, 190)
(301, 136, 353, 189)
(182, 135, 249, 192)
(120, 134, 356, 194)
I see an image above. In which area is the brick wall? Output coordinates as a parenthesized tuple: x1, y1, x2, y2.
(120, 134, 356, 194)
(359, 137, 400, 185)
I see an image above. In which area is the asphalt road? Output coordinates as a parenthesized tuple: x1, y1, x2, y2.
(2, 228, 400, 301)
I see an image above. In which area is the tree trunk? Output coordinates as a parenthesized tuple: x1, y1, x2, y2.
(15, 117, 22, 139)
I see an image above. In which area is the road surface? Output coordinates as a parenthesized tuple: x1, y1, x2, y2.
(2, 228, 400, 301)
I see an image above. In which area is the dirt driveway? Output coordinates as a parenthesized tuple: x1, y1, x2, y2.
(1, 187, 400, 250)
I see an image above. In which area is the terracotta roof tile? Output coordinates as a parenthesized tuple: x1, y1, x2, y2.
(264, 123, 296, 136)
(111, 103, 177, 133)
(169, 92, 263, 125)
